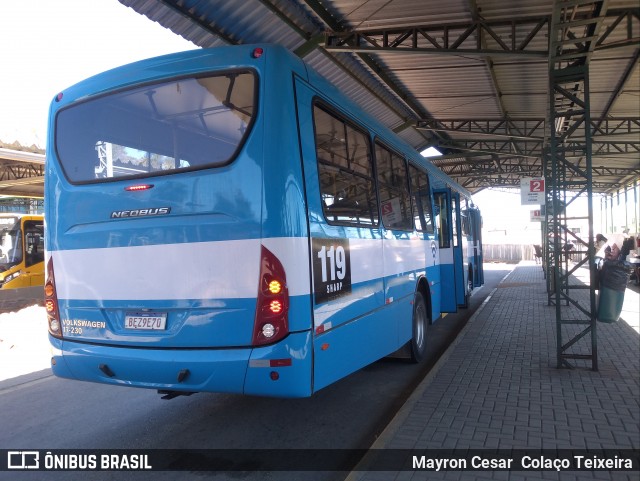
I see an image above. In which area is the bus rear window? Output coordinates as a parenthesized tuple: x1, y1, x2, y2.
(55, 71, 256, 183)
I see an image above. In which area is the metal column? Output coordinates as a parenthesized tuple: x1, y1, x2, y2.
(546, 0, 608, 370)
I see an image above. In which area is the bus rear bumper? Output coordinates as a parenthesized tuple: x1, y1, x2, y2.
(49, 331, 313, 398)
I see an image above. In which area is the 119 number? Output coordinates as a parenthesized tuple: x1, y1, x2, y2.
(317, 245, 346, 282)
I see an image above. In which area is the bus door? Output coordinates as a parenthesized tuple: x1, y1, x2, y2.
(23, 219, 45, 286)
(451, 193, 469, 307)
(294, 77, 388, 392)
(469, 207, 484, 286)
(434, 189, 466, 311)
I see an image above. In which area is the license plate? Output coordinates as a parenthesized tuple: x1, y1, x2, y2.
(124, 312, 167, 330)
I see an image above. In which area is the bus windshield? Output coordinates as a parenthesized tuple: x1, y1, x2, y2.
(0, 217, 23, 270)
(55, 70, 256, 183)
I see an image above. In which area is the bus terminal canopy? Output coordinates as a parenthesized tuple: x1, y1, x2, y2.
(2, 0, 639, 198)
(0, 145, 44, 199)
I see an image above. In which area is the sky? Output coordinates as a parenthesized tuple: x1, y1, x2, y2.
(0, 0, 196, 148)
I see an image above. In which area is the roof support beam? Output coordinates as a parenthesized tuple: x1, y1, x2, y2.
(417, 117, 639, 140)
(323, 9, 637, 56)
(442, 139, 637, 156)
(325, 19, 549, 57)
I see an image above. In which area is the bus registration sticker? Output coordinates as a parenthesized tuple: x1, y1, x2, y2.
(312, 238, 352, 304)
(124, 312, 167, 330)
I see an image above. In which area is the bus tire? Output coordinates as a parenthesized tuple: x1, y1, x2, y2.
(410, 291, 428, 363)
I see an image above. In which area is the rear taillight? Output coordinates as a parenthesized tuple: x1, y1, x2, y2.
(45, 258, 62, 338)
(252, 246, 289, 346)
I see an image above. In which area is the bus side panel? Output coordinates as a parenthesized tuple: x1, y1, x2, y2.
(260, 52, 311, 242)
(312, 297, 410, 392)
(439, 260, 457, 312)
(260, 52, 313, 339)
(426, 264, 442, 323)
(309, 234, 385, 334)
(391, 232, 440, 341)
(313, 232, 432, 391)
(382, 234, 421, 305)
(295, 77, 403, 391)
(383, 234, 427, 344)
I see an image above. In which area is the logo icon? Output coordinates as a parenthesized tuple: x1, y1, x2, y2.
(7, 451, 39, 469)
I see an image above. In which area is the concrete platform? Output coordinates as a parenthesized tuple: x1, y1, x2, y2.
(349, 262, 639, 481)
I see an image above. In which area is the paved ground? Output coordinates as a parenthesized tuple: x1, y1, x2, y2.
(348, 262, 639, 481)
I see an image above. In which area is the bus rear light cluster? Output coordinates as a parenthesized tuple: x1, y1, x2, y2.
(252, 246, 289, 346)
(45, 258, 63, 339)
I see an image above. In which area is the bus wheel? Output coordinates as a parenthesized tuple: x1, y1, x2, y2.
(410, 292, 428, 363)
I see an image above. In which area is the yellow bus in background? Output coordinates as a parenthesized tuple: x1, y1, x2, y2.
(0, 214, 44, 289)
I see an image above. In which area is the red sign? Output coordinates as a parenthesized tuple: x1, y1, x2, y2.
(530, 179, 544, 193)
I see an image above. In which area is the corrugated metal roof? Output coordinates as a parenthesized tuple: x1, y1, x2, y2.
(476, 0, 555, 21)
(327, 0, 473, 29)
(303, 49, 412, 127)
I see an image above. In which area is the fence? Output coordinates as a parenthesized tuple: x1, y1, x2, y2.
(483, 244, 537, 263)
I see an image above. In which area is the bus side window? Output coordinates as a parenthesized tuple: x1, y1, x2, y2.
(434, 192, 450, 248)
(25, 221, 45, 267)
(409, 164, 434, 234)
(374, 142, 412, 231)
(461, 210, 471, 237)
(313, 104, 378, 226)
(451, 196, 459, 247)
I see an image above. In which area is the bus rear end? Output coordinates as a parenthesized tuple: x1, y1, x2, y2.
(45, 46, 313, 398)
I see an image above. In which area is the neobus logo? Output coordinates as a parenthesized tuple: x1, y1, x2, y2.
(111, 207, 171, 219)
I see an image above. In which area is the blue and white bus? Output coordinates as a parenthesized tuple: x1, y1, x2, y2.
(45, 44, 483, 398)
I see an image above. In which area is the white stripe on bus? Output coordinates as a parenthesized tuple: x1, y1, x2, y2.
(52, 237, 443, 300)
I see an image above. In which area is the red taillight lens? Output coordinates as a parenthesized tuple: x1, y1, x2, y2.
(269, 300, 282, 314)
(124, 184, 154, 191)
(252, 246, 289, 346)
(45, 258, 63, 339)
